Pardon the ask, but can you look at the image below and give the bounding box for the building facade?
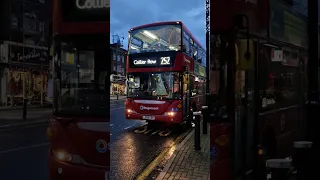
[0,0,50,107]
[110,43,127,95]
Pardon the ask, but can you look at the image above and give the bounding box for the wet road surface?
[0,124,49,180]
[110,100,191,180]
[0,99,191,180]
[110,99,146,142]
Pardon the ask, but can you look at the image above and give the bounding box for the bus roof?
[129,21,205,50]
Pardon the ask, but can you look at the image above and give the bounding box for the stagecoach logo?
[133,59,157,65]
[96,139,108,153]
[76,0,109,9]
[140,105,159,111]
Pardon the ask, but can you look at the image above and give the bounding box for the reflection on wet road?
[110,99,146,142]
[110,100,190,180]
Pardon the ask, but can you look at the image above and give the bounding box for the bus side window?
[182,45,186,53]
[195,80,199,95]
[183,35,190,55]
[183,74,189,94]
[190,76,195,96]
[198,80,203,95]
[193,42,198,60]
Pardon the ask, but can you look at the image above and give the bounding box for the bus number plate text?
[142,116,155,120]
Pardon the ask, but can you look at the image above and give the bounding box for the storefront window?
[7,68,48,106]
[258,44,299,112]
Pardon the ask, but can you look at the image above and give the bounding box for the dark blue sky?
[110,0,205,50]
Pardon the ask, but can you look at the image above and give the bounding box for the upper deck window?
[129,24,181,54]
[182,31,191,55]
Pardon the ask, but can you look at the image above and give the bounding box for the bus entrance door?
[183,72,190,121]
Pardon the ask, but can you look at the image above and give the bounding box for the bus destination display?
[129,56,175,68]
[61,0,110,22]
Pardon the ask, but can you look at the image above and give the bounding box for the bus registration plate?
[142,116,155,120]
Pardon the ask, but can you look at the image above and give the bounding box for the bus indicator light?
[171,108,178,112]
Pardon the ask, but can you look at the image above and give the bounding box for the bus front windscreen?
[54,42,108,117]
[127,72,181,99]
[129,24,181,54]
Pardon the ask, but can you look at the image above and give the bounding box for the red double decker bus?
[47,0,109,179]
[125,21,206,124]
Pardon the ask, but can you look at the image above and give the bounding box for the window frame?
[258,44,300,112]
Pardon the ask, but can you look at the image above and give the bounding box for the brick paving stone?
[160,123,210,180]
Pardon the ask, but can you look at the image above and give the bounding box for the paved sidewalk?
[0,108,52,129]
[0,104,52,111]
[157,124,210,180]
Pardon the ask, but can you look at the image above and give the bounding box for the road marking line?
[144,129,154,134]
[110,107,124,111]
[134,125,148,133]
[0,143,49,154]
[151,130,161,135]
[135,129,191,180]
[0,121,49,131]
[124,125,133,130]
[158,130,172,137]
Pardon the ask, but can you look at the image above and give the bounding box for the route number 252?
[160,56,170,65]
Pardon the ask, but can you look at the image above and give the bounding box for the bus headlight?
[52,150,72,162]
[164,112,176,117]
[126,109,137,114]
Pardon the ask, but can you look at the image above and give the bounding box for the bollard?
[292,141,313,180]
[193,111,201,150]
[23,98,28,120]
[266,159,292,180]
[201,106,208,134]
[117,93,119,100]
